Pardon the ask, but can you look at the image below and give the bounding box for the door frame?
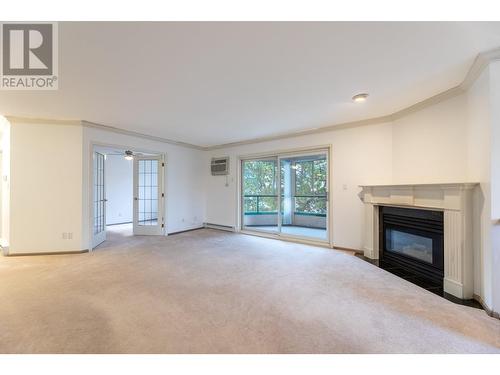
[132,154,165,235]
[237,145,333,248]
[92,151,107,248]
[88,141,167,250]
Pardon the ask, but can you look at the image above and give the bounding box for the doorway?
[91,145,165,249]
[240,148,330,243]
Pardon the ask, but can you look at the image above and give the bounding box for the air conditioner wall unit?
[211,157,229,175]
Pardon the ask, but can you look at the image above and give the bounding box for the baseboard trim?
[473,294,500,320]
[333,245,364,254]
[168,227,204,235]
[1,245,9,256]
[239,229,332,249]
[6,249,89,257]
[443,278,466,300]
[106,221,132,226]
[204,223,235,232]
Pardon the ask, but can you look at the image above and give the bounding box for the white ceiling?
[1,22,500,147]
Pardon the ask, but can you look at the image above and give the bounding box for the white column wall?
[0,116,11,251]
[8,121,83,254]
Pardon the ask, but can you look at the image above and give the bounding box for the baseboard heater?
[204,223,235,232]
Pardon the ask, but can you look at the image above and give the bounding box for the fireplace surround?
[359,183,478,300]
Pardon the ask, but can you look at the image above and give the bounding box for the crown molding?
[5,116,81,126]
[5,116,204,150]
[81,121,204,150]
[204,115,394,151]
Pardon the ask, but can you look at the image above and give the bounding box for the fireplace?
[360,183,477,300]
[379,206,444,287]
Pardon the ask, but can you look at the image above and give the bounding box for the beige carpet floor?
[0,225,499,353]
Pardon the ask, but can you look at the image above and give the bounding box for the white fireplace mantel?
[359,183,478,300]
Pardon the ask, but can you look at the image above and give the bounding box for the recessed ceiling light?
[352,93,369,103]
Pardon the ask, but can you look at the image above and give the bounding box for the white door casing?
[133,155,165,235]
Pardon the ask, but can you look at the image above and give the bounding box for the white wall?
[488,61,500,314]
[392,94,468,184]
[0,116,10,250]
[0,152,2,239]
[466,67,492,305]
[82,126,206,249]
[104,154,133,225]
[464,62,500,314]
[8,121,83,254]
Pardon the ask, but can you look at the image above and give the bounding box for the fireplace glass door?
[380,206,444,284]
[385,227,434,264]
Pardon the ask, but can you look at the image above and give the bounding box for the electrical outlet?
[62,232,73,240]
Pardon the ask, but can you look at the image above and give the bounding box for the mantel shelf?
[359,182,479,189]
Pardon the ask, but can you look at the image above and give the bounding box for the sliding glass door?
[279,152,328,241]
[241,149,329,242]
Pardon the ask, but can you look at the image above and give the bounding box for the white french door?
[133,155,165,235]
[92,151,106,248]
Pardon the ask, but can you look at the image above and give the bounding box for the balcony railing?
[243,194,327,217]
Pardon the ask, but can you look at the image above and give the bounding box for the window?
[243,159,277,214]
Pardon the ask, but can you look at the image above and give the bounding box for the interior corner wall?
[466,66,492,306]
[391,94,468,184]
[8,121,84,254]
[488,60,500,314]
[0,116,11,250]
[82,127,206,250]
[105,154,133,225]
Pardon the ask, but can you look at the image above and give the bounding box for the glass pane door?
[92,151,106,248]
[279,152,328,241]
[241,158,279,233]
[133,155,164,235]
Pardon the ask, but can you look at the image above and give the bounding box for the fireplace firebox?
[379,206,444,287]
